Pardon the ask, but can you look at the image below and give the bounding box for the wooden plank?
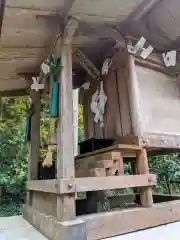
[127,54,143,135]
[126,0,161,22]
[117,64,132,136]
[116,136,140,145]
[23,205,86,240]
[59,174,157,194]
[106,70,122,138]
[0,79,29,92]
[141,133,180,149]
[76,144,142,160]
[29,91,41,180]
[80,200,180,240]
[27,91,41,206]
[134,57,175,76]
[27,180,58,193]
[32,191,57,217]
[1,8,55,48]
[136,149,153,207]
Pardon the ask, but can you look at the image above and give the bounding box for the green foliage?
[1,95,180,217]
[149,154,180,194]
[0,97,28,216]
[78,104,84,142]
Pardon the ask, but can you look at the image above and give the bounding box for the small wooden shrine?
[1,0,180,240]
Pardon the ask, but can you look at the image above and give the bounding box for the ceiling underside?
[0,0,180,93]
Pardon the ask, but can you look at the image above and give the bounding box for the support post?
[136,149,153,207]
[56,17,78,222]
[56,43,76,221]
[127,54,143,136]
[27,91,41,205]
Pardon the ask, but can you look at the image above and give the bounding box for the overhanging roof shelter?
[2,1,180,240]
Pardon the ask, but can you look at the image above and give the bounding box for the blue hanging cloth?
[25,116,31,142]
[50,80,59,118]
[25,104,33,142]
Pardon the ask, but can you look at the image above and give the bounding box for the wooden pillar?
[27,91,41,205]
[56,43,76,221]
[127,54,143,136]
[136,149,153,207]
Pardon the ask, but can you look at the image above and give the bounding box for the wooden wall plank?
[117,63,132,136]
[80,200,180,240]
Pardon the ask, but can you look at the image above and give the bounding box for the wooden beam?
[80,200,180,240]
[27,180,58,194]
[74,48,100,80]
[76,144,142,160]
[0,79,29,92]
[28,91,41,180]
[27,175,156,194]
[0,89,28,97]
[27,91,41,205]
[24,205,86,240]
[126,0,162,22]
[126,21,169,50]
[60,175,157,194]
[136,149,153,207]
[0,0,5,36]
[141,133,180,149]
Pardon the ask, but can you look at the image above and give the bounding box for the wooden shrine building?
[2,0,180,239]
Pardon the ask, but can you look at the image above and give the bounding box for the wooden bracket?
[74,48,100,80]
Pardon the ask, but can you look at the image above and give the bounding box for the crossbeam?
[27,174,156,194]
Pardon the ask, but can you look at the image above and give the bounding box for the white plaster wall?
[136,65,180,135]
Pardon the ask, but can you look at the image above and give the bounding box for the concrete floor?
[0,216,47,240]
[1,216,180,240]
[105,222,180,240]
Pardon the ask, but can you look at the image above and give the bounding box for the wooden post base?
[23,204,87,240]
[24,200,180,240]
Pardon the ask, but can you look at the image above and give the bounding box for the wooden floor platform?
[24,200,180,240]
[2,214,180,240]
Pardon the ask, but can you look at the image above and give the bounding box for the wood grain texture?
[80,200,180,240]
[136,149,153,207]
[117,62,132,136]
[23,205,86,240]
[141,133,180,149]
[28,91,41,180]
[27,180,58,193]
[136,65,180,136]
[27,91,41,206]
[56,42,75,221]
[1,8,56,47]
[32,192,57,217]
[127,54,143,136]
[59,174,157,194]
[76,144,142,160]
